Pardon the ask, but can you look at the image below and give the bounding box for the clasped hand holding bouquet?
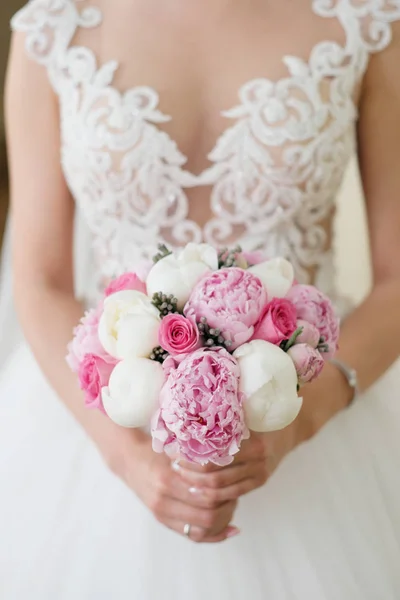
[67,244,339,542]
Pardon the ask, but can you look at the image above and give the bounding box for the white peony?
[248,257,294,299]
[146,243,219,309]
[98,290,161,359]
[102,358,165,428]
[234,339,302,432]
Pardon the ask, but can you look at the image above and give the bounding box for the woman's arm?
[5,34,115,448]
[5,34,237,543]
[300,25,400,435]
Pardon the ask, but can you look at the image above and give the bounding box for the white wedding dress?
[1,1,400,598]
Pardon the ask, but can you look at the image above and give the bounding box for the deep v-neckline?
[61,0,357,183]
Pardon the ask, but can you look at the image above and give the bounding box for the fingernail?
[189,487,201,495]
[226,526,240,539]
[171,459,181,473]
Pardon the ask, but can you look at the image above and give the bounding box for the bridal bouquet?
[67,244,339,466]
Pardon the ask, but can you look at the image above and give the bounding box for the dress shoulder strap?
[10,0,101,75]
[314,0,400,54]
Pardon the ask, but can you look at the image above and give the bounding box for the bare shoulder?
[6,30,73,288]
[6,29,53,93]
[362,19,400,91]
[5,31,58,151]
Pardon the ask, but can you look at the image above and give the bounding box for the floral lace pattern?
[11,0,400,296]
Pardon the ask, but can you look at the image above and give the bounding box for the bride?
[1,0,400,598]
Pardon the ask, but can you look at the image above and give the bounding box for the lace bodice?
[11,0,400,298]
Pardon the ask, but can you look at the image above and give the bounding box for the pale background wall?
[0,1,24,134]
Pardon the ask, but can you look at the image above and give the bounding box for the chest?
[68,0,354,174]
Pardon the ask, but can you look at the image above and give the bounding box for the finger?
[154,496,237,534]
[159,465,233,510]
[200,477,260,503]
[153,496,211,530]
[199,525,240,544]
[233,437,267,464]
[202,525,241,543]
[165,521,208,542]
[179,461,264,490]
[174,459,221,474]
[157,465,212,508]
[162,467,229,508]
[173,437,267,474]
[167,471,228,509]
[163,520,240,544]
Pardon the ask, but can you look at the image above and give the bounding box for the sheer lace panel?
[11,0,400,298]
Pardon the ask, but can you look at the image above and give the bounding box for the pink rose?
[105,272,146,297]
[152,347,249,466]
[287,284,339,358]
[252,298,297,345]
[288,344,324,384]
[66,305,112,373]
[78,354,117,412]
[294,319,320,349]
[184,268,267,351]
[158,314,201,356]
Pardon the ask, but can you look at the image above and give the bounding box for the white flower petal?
[147,244,218,309]
[116,313,160,359]
[147,255,179,294]
[180,261,211,293]
[234,340,300,432]
[249,258,294,298]
[98,290,160,359]
[245,382,303,432]
[179,243,219,271]
[102,358,165,428]
[258,392,303,432]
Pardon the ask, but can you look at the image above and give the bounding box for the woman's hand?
[177,426,298,504]
[100,426,240,543]
[178,365,351,502]
[97,367,349,540]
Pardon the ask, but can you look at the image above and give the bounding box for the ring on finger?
[183,523,192,538]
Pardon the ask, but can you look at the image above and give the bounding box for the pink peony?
[252,298,297,345]
[158,314,201,355]
[66,305,113,373]
[184,268,267,351]
[288,344,324,385]
[105,272,146,297]
[287,284,339,358]
[78,354,117,412]
[152,347,249,466]
[241,251,266,267]
[295,319,320,349]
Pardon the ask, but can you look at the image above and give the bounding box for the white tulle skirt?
[1,341,400,599]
